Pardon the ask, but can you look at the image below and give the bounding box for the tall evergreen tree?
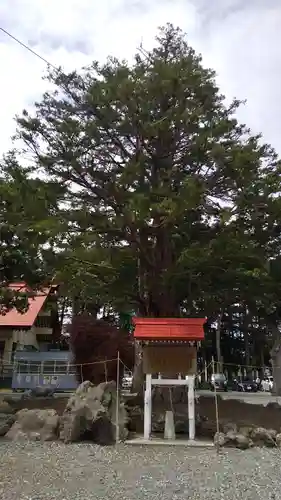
[14,25,281,320]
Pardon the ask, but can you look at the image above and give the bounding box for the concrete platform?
[126,436,214,447]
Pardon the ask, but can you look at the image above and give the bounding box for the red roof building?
[0,283,60,362]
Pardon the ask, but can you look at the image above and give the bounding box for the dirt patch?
[126,392,281,437]
[198,396,281,436]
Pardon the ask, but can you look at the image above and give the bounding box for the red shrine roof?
[0,282,58,328]
[132,317,205,341]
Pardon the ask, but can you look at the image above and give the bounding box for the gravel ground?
[0,442,280,500]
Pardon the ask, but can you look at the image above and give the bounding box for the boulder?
[225,430,237,447]
[215,430,251,450]
[214,426,279,449]
[0,413,15,436]
[234,433,251,450]
[239,426,254,438]
[60,380,129,445]
[5,409,59,441]
[251,427,277,447]
[276,433,281,447]
[214,431,226,447]
[224,430,250,449]
[151,412,165,433]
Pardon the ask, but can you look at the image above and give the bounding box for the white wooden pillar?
[144,373,152,440]
[187,375,195,440]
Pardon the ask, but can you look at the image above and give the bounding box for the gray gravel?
[0,442,280,500]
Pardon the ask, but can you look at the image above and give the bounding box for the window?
[29,361,42,373]
[42,361,55,374]
[68,363,76,374]
[17,361,30,373]
[55,363,67,374]
[35,316,52,328]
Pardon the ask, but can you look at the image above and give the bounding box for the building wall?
[142,345,197,375]
[3,327,39,363]
[1,297,57,363]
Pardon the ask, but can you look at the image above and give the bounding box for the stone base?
[125,435,214,447]
[164,411,175,440]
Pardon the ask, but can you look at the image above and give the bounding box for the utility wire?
[0,26,58,71]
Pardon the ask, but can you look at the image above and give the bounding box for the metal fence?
[11,351,78,391]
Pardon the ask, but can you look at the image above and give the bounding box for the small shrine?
[133,317,205,442]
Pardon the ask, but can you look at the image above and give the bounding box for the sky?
[0,0,281,155]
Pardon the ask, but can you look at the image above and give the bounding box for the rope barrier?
[0,353,275,372]
[0,355,275,385]
[115,351,120,445]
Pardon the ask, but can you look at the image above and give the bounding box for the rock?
[214,431,226,447]
[239,426,254,438]
[151,412,165,433]
[5,409,59,441]
[275,433,281,447]
[0,413,15,436]
[60,380,129,445]
[251,427,277,447]
[225,430,237,446]
[126,405,143,432]
[267,429,277,441]
[235,433,250,450]
[223,422,237,434]
[0,399,15,414]
[215,430,250,450]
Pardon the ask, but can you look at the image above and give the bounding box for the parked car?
[210,373,228,392]
[232,378,258,392]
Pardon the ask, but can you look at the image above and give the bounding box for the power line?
[0,26,58,71]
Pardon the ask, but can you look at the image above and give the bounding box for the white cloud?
[0,0,280,154]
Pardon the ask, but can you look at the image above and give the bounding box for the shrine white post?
[143,374,196,441]
[144,373,152,440]
[187,374,195,440]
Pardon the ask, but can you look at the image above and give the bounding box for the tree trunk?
[132,341,144,394]
[216,312,223,372]
[243,306,252,375]
[269,320,281,395]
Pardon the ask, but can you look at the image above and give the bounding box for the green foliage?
[1,22,281,373]
[9,24,281,319]
[0,151,64,312]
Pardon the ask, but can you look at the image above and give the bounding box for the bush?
[70,314,134,385]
